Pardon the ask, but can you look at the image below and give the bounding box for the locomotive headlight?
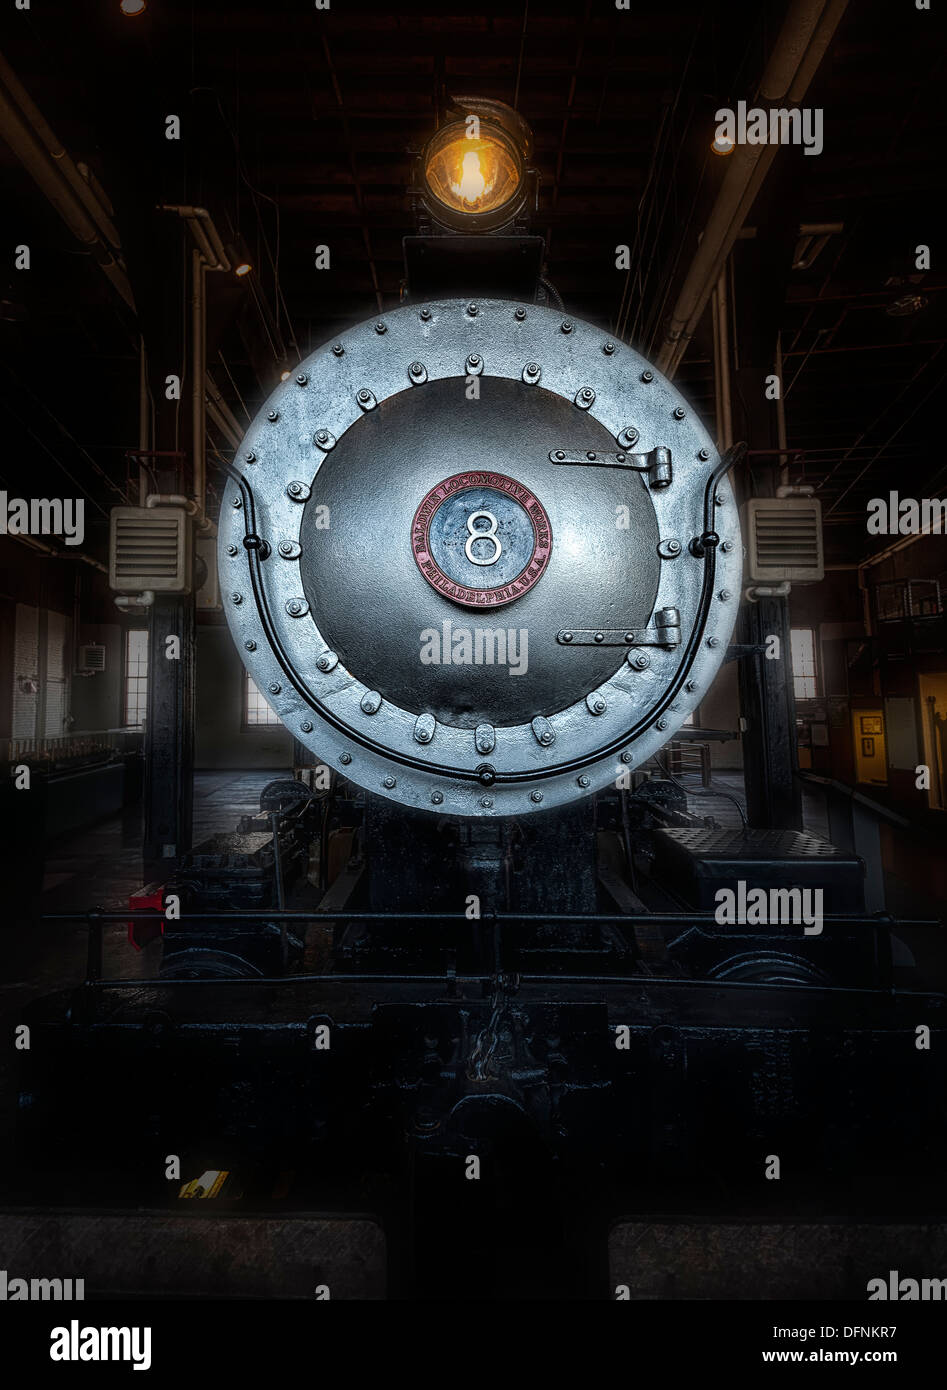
[421,123,524,229]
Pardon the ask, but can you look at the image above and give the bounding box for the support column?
[144,595,195,877]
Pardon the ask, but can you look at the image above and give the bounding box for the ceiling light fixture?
[120,0,147,16]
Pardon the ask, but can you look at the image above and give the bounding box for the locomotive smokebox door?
[303,377,659,729]
[219,299,742,817]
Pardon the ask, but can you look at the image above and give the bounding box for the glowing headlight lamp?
[418,99,533,233]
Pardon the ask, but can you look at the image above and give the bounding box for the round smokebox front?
[218,298,743,817]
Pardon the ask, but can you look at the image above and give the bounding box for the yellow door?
[852,709,887,785]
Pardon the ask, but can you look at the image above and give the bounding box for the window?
[791,627,818,700]
[244,672,281,726]
[124,628,148,727]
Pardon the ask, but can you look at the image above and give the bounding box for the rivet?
[673,406,685,420]
[721,540,733,553]
[698,447,710,461]
[593,631,604,642]
[603,341,616,355]
[227,544,237,556]
[383,775,396,788]
[467,302,479,316]
[540,732,553,745]
[300,720,313,733]
[530,790,544,803]
[514,307,527,321]
[232,592,243,604]
[616,453,626,463]
[577,775,591,788]
[245,451,256,464]
[419,307,432,321]
[431,791,444,805]
[561,320,573,333]
[623,632,634,643]
[480,796,494,808]
[244,640,256,651]
[339,752,352,765]
[555,450,565,460]
[375,321,387,334]
[641,370,654,383]
[267,410,279,422]
[562,631,574,643]
[657,717,669,730]
[296,373,308,386]
[587,451,597,461]
[719,589,731,601]
[269,682,281,694]
[332,343,344,358]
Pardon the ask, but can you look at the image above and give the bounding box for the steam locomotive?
[15,100,944,1301]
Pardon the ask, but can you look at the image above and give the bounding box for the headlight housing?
[417,100,533,233]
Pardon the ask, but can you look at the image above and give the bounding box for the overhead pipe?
[712,265,733,451]
[192,249,206,522]
[204,374,244,449]
[157,205,231,271]
[0,48,123,252]
[158,207,232,524]
[656,0,848,378]
[0,58,134,311]
[145,491,212,534]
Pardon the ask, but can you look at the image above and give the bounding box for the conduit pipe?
[9,533,108,575]
[0,52,134,311]
[656,0,848,378]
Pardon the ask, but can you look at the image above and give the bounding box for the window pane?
[124,628,149,727]
[245,674,281,726]
[791,628,817,700]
